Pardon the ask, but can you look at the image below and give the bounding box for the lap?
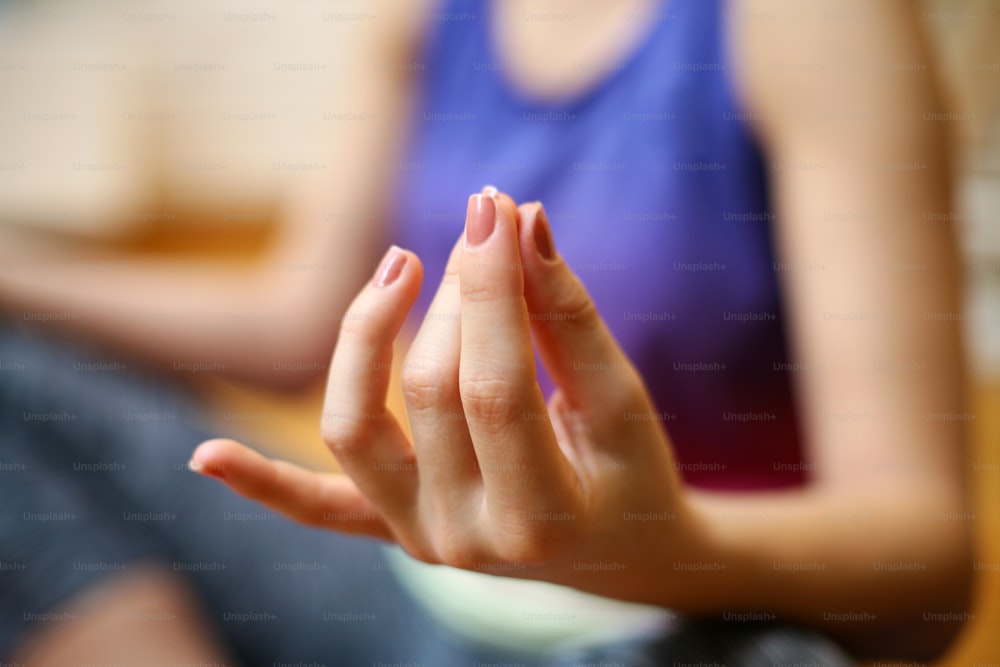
[0,324,520,664]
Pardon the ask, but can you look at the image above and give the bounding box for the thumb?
[517,202,647,417]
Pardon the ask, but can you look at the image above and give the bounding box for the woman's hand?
[190,188,701,603]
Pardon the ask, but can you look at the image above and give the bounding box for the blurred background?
[1,0,997,376]
[0,0,997,664]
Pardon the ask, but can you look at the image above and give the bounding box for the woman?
[1,0,971,663]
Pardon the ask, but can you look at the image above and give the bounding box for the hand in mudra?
[191,188,700,603]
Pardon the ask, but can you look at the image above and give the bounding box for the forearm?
[0,253,356,388]
[671,483,972,659]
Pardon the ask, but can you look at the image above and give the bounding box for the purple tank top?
[390,0,807,490]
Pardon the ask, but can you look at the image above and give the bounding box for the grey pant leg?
[0,325,536,666]
[542,620,854,666]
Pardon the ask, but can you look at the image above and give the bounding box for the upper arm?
[258,0,436,359]
[728,0,967,501]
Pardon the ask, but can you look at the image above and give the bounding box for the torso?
[393,0,805,490]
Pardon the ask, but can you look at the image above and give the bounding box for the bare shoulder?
[725,0,942,153]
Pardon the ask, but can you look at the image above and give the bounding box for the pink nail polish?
[532,205,556,260]
[465,194,496,247]
[373,246,407,287]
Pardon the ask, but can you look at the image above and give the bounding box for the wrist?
[649,488,731,613]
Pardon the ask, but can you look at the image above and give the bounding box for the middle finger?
[402,237,481,518]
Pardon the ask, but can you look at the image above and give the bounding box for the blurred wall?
[921,0,1000,379]
[0,0,386,237]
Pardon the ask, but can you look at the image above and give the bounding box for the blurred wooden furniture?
[939,380,1000,667]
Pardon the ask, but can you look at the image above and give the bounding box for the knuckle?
[551,281,600,331]
[320,411,370,456]
[460,278,502,305]
[400,359,453,413]
[461,268,521,304]
[458,375,524,425]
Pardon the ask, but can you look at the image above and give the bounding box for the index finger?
[321,246,422,523]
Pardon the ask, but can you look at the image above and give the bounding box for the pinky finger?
[189,438,394,541]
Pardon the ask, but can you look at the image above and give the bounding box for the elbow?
[258,331,337,393]
[921,507,976,661]
[236,313,339,393]
[891,537,973,664]
[887,491,976,662]
[246,278,353,392]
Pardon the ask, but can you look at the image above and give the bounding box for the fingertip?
[478,186,520,232]
[340,247,423,347]
[518,203,561,290]
[192,437,239,459]
[189,438,243,479]
[188,457,226,479]
[495,193,521,231]
[517,202,543,257]
[399,248,424,295]
[517,201,542,226]
[372,245,424,290]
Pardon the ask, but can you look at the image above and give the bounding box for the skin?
[10,565,237,667]
[4,0,971,662]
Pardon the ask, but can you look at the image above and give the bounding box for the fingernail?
[481,184,499,198]
[532,204,556,260]
[373,245,406,287]
[465,194,496,247]
[189,458,226,479]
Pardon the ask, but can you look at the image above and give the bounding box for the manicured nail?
[532,204,556,260]
[481,184,499,198]
[465,194,496,247]
[189,458,226,479]
[373,245,406,287]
